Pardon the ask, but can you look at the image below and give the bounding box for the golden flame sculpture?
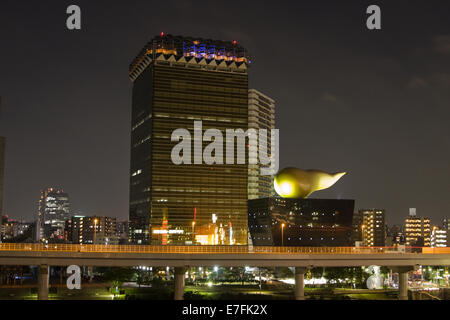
[274,167,346,198]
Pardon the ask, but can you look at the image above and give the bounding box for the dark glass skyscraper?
[129,34,250,245]
[0,97,5,230]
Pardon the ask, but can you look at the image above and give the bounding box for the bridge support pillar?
[38,265,49,300]
[391,266,417,300]
[398,271,409,300]
[88,266,94,283]
[294,267,308,300]
[174,267,186,300]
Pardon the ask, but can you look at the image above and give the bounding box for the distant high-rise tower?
[360,209,386,247]
[248,89,275,200]
[38,188,70,242]
[128,34,251,245]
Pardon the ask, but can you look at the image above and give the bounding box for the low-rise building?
[248,197,355,247]
[65,215,117,245]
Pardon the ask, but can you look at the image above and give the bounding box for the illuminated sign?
[153,229,184,234]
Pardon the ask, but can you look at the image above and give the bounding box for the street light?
[281,223,285,246]
[192,221,196,241]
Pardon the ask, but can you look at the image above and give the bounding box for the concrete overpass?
[1,243,450,300]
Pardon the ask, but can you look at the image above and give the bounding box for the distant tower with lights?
[37,188,70,242]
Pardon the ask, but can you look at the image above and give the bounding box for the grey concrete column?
[38,265,49,300]
[391,266,417,300]
[398,271,408,300]
[174,267,186,300]
[294,267,308,300]
[88,266,94,282]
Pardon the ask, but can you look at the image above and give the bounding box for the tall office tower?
[128,34,250,245]
[0,97,5,239]
[405,211,431,247]
[37,188,70,242]
[0,136,5,232]
[248,89,275,200]
[360,209,386,247]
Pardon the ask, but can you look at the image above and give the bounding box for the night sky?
[0,1,449,225]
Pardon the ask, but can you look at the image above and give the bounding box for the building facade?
[129,34,250,245]
[116,220,130,244]
[386,224,404,246]
[360,209,386,247]
[405,214,431,247]
[0,136,5,237]
[65,216,117,245]
[431,226,447,248]
[37,188,70,242]
[248,197,354,246]
[351,211,363,244]
[0,215,32,241]
[443,218,449,231]
[248,89,275,200]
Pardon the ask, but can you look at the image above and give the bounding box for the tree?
[310,267,324,279]
[380,266,390,288]
[101,267,135,293]
[274,267,293,279]
[135,268,152,287]
[224,267,255,285]
[324,267,372,289]
[324,268,348,287]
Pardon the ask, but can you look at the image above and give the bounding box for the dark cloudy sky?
[0,1,449,225]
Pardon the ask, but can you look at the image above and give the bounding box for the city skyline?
[0,1,450,225]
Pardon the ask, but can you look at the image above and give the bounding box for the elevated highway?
[1,243,449,300]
